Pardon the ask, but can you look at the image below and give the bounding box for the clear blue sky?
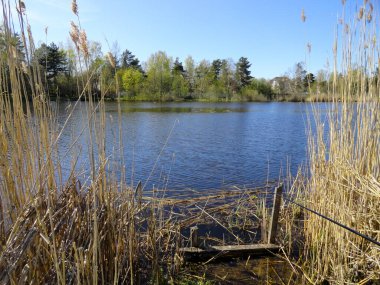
[25,0,350,79]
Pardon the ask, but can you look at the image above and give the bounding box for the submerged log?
[179,243,281,262]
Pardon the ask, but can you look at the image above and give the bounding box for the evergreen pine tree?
[120,49,142,70]
[236,57,252,88]
[172,57,185,74]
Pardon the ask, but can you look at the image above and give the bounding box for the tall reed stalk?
[301,1,380,283]
[0,1,181,283]
[0,3,264,284]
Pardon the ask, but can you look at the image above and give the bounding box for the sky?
[21,0,354,79]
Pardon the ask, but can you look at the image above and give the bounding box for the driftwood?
[180,244,281,262]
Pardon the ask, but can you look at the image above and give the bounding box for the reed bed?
[0,1,279,283]
[0,180,267,284]
[286,1,380,283]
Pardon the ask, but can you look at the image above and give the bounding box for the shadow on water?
[183,256,298,284]
[118,106,249,113]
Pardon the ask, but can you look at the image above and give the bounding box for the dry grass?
[283,1,380,283]
[0,6,268,281]
[0,1,277,283]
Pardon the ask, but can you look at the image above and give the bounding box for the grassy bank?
[118,91,270,103]
[92,92,344,103]
[111,93,337,103]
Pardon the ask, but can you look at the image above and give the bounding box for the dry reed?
[288,1,380,283]
[0,4,266,281]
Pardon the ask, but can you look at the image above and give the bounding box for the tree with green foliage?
[171,73,188,98]
[34,42,68,95]
[53,45,77,99]
[292,62,307,94]
[219,59,236,99]
[121,68,144,97]
[194,60,213,98]
[315,69,329,95]
[172,57,185,74]
[184,56,196,94]
[304,72,315,89]
[120,49,141,71]
[251,78,274,100]
[211,59,222,82]
[85,41,105,98]
[88,41,103,65]
[235,57,252,89]
[90,57,105,95]
[35,43,67,81]
[145,51,172,100]
[101,61,117,96]
[171,58,188,98]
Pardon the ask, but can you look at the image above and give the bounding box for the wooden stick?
[268,184,283,244]
[190,226,199,247]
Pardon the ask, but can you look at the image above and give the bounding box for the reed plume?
[107,52,116,68]
[79,30,88,59]
[70,21,79,50]
[71,0,78,16]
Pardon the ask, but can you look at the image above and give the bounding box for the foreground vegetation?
[0,0,379,284]
[281,1,380,283]
[0,1,279,284]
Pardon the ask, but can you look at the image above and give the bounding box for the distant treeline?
[3,32,376,102]
[34,42,274,101]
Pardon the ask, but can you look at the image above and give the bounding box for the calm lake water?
[56,101,328,192]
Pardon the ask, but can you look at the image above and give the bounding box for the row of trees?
[31,41,277,101]
[271,62,333,100]
[119,52,261,101]
[1,30,354,102]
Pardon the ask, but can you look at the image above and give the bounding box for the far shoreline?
[52,93,337,103]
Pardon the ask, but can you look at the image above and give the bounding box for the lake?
[56,101,327,193]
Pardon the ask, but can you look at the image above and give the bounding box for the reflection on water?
[116,104,249,113]
[55,101,329,193]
